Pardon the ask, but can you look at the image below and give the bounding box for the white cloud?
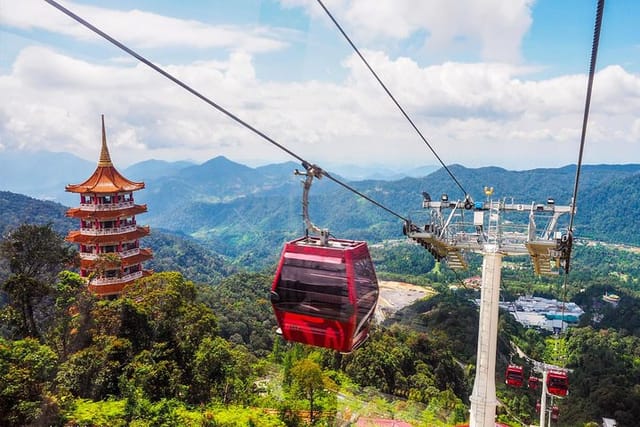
[0,44,638,171]
[279,0,533,62]
[1,0,288,53]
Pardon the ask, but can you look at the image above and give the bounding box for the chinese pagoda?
[65,115,153,296]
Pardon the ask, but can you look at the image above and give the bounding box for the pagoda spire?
[98,114,113,167]
[66,115,144,194]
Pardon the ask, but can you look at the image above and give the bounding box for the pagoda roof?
[66,226,150,244]
[66,115,144,194]
[66,204,148,219]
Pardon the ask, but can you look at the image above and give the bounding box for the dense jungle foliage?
[2,221,640,426]
[3,172,640,426]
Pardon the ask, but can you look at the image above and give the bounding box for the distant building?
[602,417,617,427]
[496,295,584,331]
[65,115,152,296]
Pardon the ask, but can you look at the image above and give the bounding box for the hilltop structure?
[65,115,152,296]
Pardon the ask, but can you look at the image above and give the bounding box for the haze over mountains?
[0,150,438,206]
[2,149,640,264]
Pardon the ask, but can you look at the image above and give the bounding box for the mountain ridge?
[3,150,640,265]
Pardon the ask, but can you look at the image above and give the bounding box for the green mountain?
[0,191,74,236]
[575,172,640,242]
[4,159,640,270]
[137,162,640,266]
[136,156,304,222]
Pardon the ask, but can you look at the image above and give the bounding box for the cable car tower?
[404,187,573,427]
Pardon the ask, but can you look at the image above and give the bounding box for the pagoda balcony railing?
[79,248,140,260]
[91,270,143,286]
[79,201,135,211]
[120,248,141,257]
[80,225,137,235]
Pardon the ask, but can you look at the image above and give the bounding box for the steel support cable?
[561,0,605,338]
[569,0,605,234]
[44,0,409,224]
[315,0,468,198]
[322,171,407,221]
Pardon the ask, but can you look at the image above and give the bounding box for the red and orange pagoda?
[65,115,153,296]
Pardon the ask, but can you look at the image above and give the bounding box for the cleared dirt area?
[375,280,435,323]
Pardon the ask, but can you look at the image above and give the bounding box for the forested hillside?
[3,164,640,425]
[134,162,640,265]
[0,224,472,426]
[3,228,640,425]
[4,161,640,268]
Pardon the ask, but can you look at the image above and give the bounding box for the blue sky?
[1,0,639,171]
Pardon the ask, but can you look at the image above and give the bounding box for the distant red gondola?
[271,236,379,353]
[551,405,560,421]
[505,365,524,387]
[547,370,569,397]
[528,376,539,390]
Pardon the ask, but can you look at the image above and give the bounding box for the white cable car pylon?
[404,191,574,427]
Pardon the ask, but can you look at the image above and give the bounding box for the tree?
[290,358,335,425]
[55,335,132,400]
[47,270,93,359]
[90,252,122,281]
[344,331,405,394]
[0,223,76,338]
[0,338,59,426]
[191,336,254,405]
[121,344,184,402]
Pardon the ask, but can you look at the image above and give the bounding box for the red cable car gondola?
[271,235,379,353]
[528,375,539,390]
[551,405,560,422]
[505,365,524,387]
[270,164,379,353]
[547,370,569,397]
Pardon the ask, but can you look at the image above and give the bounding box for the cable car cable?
[568,0,605,235]
[560,0,604,336]
[322,170,407,221]
[44,0,304,165]
[44,0,409,224]
[316,0,468,198]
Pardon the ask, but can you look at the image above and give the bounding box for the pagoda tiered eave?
[66,204,148,219]
[87,269,153,296]
[79,248,153,269]
[66,225,150,244]
[65,166,145,194]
